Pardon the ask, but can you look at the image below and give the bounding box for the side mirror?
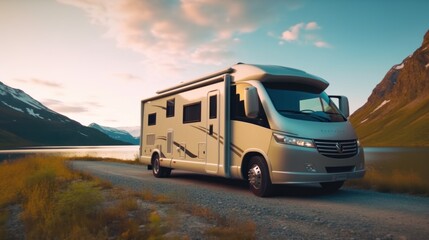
[330,95,350,118]
[244,86,259,118]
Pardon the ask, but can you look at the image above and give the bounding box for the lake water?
[0,145,139,162]
[0,146,428,163]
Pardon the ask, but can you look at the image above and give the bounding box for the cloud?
[305,21,320,30]
[113,73,142,81]
[280,21,330,48]
[42,99,89,113]
[314,41,330,48]
[15,78,62,88]
[281,23,304,42]
[58,0,297,67]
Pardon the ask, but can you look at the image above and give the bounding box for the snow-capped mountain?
[89,123,139,145]
[116,126,140,138]
[350,30,429,146]
[0,81,129,148]
[0,82,74,123]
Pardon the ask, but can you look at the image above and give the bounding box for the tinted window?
[183,102,201,123]
[264,83,346,122]
[148,113,156,126]
[166,99,175,118]
[209,95,217,119]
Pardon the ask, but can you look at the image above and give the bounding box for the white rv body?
[140,64,365,196]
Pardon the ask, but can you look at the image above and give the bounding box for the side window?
[209,95,217,119]
[148,113,156,126]
[183,102,201,123]
[230,84,269,128]
[166,99,175,118]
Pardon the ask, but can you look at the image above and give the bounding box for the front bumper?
[271,169,365,184]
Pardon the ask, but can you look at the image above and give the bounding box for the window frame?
[148,113,157,126]
[209,95,217,119]
[183,102,202,124]
[166,98,175,118]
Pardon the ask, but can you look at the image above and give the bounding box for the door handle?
[209,124,213,135]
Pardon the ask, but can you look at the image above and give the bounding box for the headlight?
[273,133,315,148]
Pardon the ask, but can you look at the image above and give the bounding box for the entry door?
[206,91,220,173]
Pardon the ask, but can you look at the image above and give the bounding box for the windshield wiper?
[278,110,330,122]
[278,110,306,114]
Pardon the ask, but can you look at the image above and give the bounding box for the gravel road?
[70,161,429,240]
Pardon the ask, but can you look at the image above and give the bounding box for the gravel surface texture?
[70,161,429,240]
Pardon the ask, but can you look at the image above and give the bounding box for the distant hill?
[350,30,429,147]
[89,123,139,145]
[0,82,129,148]
[116,126,140,138]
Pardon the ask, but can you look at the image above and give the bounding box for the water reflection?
[0,146,139,162]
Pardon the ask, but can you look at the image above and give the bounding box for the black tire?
[152,154,171,178]
[320,181,344,192]
[247,156,273,197]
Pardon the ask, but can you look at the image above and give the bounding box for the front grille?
[326,166,355,173]
[314,139,358,158]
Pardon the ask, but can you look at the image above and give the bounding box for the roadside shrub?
[347,158,429,195]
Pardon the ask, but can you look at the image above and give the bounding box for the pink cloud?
[58,0,295,66]
[281,23,304,41]
[280,21,330,48]
[305,21,320,30]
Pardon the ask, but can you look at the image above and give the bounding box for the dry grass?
[0,156,149,239]
[347,158,429,196]
[0,155,257,239]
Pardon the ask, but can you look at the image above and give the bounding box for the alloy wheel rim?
[248,164,262,189]
[153,158,160,174]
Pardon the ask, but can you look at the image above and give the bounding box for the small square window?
[166,99,175,118]
[148,113,156,126]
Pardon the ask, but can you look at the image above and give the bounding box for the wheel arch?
[240,149,271,180]
[150,150,161,164]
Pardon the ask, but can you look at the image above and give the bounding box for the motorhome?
[139,63,365,197]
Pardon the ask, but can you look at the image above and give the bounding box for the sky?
[1,0,428,127]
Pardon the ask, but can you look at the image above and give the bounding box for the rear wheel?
[320,181,344,192]
[152,154,171,178]
[247,156,272,197]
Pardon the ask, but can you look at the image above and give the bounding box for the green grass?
[350,95,429,147]
[347,157,429,196]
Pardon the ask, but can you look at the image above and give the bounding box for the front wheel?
[320,181,344,192]
[247,156,272,197]
[152,154,171,178]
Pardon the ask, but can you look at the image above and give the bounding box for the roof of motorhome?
[232,63,328,84]
[155,63,329,95]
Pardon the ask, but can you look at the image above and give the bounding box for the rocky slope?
[350,30,429,146]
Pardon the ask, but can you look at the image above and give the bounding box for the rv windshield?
[263,83,346,122]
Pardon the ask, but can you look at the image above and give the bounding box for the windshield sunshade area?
[264,83,346,122]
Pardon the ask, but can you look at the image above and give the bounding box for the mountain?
[0,81,129,148]
[350,30,429,147]
[116,126,140,138]
[89,123,139,145]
